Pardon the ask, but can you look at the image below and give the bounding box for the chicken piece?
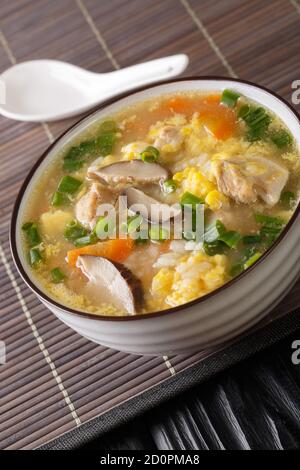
[211,156,289,206]
[153,125,184,153]
[75,182,116,229]
[212,159,256,205]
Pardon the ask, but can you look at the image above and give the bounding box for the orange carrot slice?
[198,103,236,140]
[159,94,222,118]
[164,96,194,114]
[158,96,202,117]
[203,94,221,104]
[67,238,134,268]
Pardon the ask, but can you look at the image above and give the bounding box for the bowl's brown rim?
[10,76,300,322]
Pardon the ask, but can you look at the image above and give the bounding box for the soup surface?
[21,90,300,316]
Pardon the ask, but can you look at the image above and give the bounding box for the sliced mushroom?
[76,255,144,315]
[124,187,182,223]
[153,125,184,153]
[75,182,117,229]
[87,159,170,187]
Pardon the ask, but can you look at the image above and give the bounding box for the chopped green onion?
[119,215,144,237]
[230,246,255,275]
[255,214,286,246]
[123,214,148,241]
[23,222,43,267]
[219,231,241,248]
[127,215,143,235]
[136,229,149,241]
[271,130,293,149]
[230,263,244,277]
[259,225,282,246]
[181,192,204,237]
[203,240,226,256]
[78,140,96,155]
[244,252,262,269]
[95,216,109,238]
[57,176,82,195]
[238,104,251,119]
[73,233,98,247]
[51,175,82,207]
[65,218,98,246]
[65,146,82,160]
[260,226,282,239]
[242,107,269,127]
[246,126,267,142]
[63,141,94,171]
[140,146,160,163]
[95,215,116,240]
[22,222,34,231]
[280,191,296,208]
[99,120,118,133]
[64,220,88,242]
[95,132,116,156]
[162,179,178,193]
[149,225,169,241]
[51,191,69,207]
[239,105,272,142]
[230,248,262,277]
[243,246,257,260]
[204,221,241,248]
[221,89,240,108]
[22,222,41,247]
[51,267,65,283]
[204,220,225,243]
[134,237,148,245]
[243,234,262,244]
[63,158,85,171]
[255,213,285,227]
[62,122,118,171]
[182,230,196,241]
[29,247,43,267]
[260,226,281,235]
[180,191,204,209]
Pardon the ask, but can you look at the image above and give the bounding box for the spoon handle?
[100,54,188,93]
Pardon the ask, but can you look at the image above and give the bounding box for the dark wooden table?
[1,0,300,450]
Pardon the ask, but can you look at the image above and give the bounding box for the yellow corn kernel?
[202,266,226,290]
[173,167,216,199]
[181,126,192,136]
[161,144,176,153]
[151,268,174,298]
[205,190,229,211]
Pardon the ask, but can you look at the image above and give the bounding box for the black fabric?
[81,329,300,450]
[39,310,300,450]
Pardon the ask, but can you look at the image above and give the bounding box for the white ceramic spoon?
[0,54,188,122]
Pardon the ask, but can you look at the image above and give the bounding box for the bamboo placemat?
[1,0,300,450]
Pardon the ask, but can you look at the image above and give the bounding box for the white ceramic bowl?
[10,78,300,355]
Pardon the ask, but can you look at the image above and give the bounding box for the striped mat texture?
[1,0,300,449]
